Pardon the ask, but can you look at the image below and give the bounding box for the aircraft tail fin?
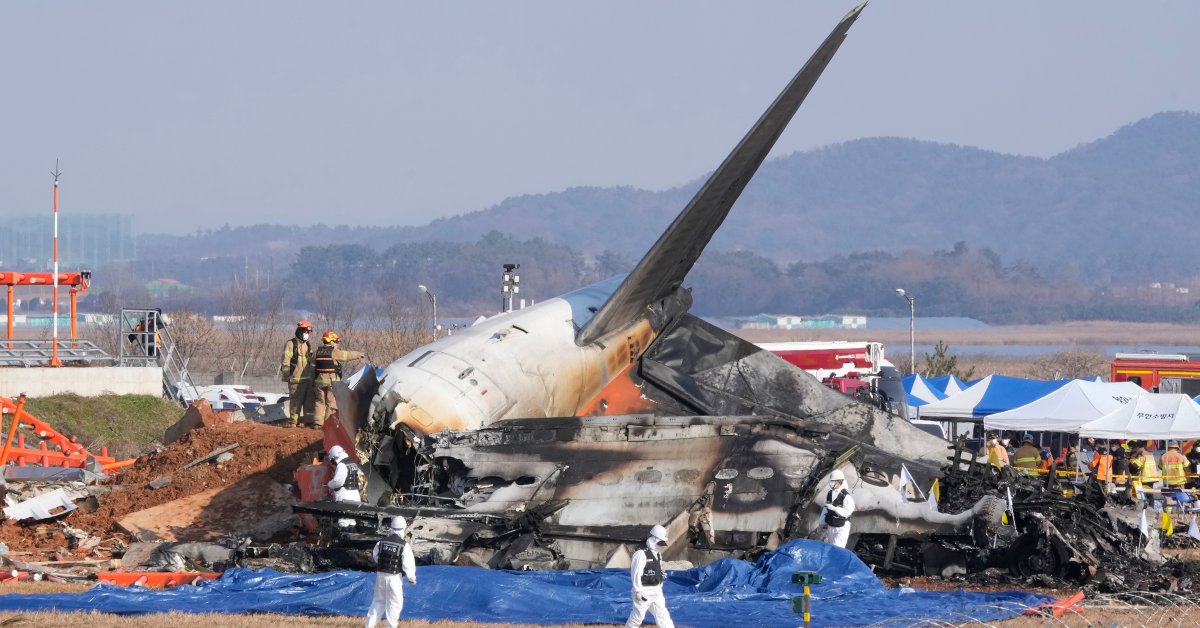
[576,3,866,346]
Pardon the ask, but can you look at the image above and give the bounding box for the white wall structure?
[0,367,162,397]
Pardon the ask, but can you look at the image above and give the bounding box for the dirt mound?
[0,420,323,553]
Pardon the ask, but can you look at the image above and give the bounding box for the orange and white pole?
[50,162,62,366]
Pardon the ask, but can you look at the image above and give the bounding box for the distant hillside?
[140,112,1200,281]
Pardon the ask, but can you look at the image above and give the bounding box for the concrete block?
[0,366,163,397]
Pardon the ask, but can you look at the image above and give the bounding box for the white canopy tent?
[1078,394,1200,440]
[984,380,1147,433]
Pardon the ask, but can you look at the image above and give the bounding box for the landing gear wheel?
[1009,533,1061,578]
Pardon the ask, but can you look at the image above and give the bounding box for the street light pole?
[418,285,438,340]
[895,288,915,374]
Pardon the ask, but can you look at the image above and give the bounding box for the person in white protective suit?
[364,515,416,628]
[326,445,362,529]
[625,524,675,628]
[817,469,856,548]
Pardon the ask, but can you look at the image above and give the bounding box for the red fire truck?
[756,341,909,419]
[1110,353,1200,395]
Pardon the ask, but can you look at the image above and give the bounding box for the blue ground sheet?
[0,540,1051,626]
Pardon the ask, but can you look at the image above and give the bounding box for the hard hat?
[322,331,339,344]
[390,516,407,531]
[1168,440,1180,448]
[328,445,346,461]
[649,524,668,543]
[297,320,313,331]
[1040,448,1051,457]
[829,469,846,482]
[1022,434,1034,443]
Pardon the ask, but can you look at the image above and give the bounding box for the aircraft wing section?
[576,3,866,346]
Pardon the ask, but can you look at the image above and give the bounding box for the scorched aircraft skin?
[303,4,1005,570]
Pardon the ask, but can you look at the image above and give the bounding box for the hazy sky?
[2,2,1197,234]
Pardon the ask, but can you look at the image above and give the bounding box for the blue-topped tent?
[927,374,970,396]
[903,373,947,407]
[919,375,1073,419]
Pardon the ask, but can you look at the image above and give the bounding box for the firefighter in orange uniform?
[312,331,364,428]
[281,320,316,427]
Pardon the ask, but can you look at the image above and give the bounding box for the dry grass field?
[736,321,1200,350]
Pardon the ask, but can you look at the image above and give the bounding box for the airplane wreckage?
[293,4,1182,586]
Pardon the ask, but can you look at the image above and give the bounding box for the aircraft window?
[673,469,700,483]
[636,470,663,483]
[714,468,739,480]
[747,467,774,480]
[514,476,537,486]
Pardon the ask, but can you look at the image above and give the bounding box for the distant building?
[739,314,866,330]
[0,213,135,271]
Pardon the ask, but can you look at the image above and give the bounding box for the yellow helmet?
[322,331,339,344]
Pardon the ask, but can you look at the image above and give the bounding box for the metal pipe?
[0,394,27,466]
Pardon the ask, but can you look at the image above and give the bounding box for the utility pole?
[895,288,915,375]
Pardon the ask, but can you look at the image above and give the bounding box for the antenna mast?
[50,160,62,367]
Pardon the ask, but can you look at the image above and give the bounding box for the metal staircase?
[116,308,196,405]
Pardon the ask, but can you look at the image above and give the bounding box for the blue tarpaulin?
[0,541,1049,626]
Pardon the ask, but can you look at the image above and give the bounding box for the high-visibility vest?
[1133,453,1160,484]
[1014,444,1041,469]
[1039,457,1052,471]
[987,444,1009,468]
[1161,450,1188,486]
[1089,453,1112,482]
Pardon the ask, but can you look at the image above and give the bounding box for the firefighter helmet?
[296,320,313,331]
[322,331,339,344]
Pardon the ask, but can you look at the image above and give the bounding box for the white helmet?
[328,445,346,461]
[390,516,407,532]
[649,524,668,543]
[829,469,846,482]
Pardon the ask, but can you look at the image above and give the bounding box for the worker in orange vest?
[1038,448,1054,472]
[1089,443,1113,483]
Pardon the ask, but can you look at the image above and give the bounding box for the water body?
[916,344,1200,357]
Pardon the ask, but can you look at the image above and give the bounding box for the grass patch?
[15,394,184,459]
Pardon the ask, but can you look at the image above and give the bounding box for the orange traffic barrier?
[98,571,221,588]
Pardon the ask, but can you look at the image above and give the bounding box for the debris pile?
[0,399,322,582]
[860,445,1200,594]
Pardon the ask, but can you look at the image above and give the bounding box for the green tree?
[920,341,976,380]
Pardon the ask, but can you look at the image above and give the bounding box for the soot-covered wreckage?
[293,4,1168,582]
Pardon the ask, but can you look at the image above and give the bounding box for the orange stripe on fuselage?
[578,362,657,416]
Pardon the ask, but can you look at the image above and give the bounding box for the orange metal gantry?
[0,271,92,345]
